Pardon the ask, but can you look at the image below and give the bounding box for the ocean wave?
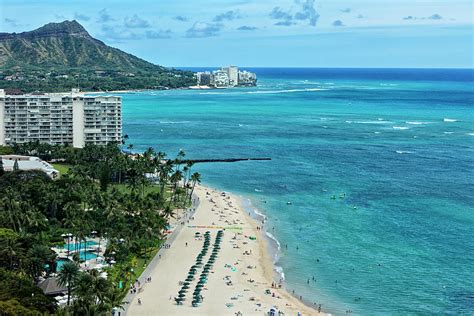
[199,88,327,95]
[275,265,286,280]
[265,231,282,258]
[159,121,191,124]
[393,126,410,130]
[254,188,263,192]
[246,88,327,94]
[396,150,414,154]
[467,133,474,136]
[295,80,322,85]
[345,120,392,124]
[406,121,433,125]
[444,132,454,134]
[443,118,458,122]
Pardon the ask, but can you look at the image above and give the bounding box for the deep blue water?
[119,68,474,315]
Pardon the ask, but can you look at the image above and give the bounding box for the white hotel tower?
[0,89,122,148]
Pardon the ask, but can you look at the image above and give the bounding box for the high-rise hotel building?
[0,89,122,148]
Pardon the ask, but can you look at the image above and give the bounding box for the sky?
[1,0,473,68]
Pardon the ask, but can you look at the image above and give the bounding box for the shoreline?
[238,195,330,314]
[126,184,323,315]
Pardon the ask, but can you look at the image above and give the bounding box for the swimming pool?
[55,252,98,270]
[62,240,98,252]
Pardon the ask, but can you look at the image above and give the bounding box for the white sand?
[126,185,321,315]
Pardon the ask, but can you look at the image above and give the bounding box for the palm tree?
[26,244,56,283]
[2,189,22,233]
[0,157,4,176]
[57,261,79,306]
[188,172,201,205]
[0,235,21,270]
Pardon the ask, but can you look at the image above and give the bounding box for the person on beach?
[138,298,142,305]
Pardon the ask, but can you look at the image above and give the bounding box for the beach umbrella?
[182,284,190,289]
[183,281,190,285]
[178,293,186,298]
[178,289,187,294]
[186,277,193,282]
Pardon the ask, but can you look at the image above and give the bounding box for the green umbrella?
[178,293,186,297]
[182,284,190,289]
[178,289,187,294]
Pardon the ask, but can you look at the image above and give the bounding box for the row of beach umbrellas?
[191,230,223,307]
[175,230,224,307]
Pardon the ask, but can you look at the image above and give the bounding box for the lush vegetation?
[0,141,201,314]
[0,20,196,93]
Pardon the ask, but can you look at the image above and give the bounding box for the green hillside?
[0,20,195,92]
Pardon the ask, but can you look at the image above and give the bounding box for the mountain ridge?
[0,20,195,92]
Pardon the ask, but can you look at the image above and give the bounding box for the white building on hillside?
[0,89,122,148]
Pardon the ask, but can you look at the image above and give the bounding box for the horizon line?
[173,66,474,70]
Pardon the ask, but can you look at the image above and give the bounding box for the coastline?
[126,184,322,315]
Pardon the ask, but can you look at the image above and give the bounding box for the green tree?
[0,157,5,177]
[13,159,19,171]
[57,261,79,306]
[188,172,201,205]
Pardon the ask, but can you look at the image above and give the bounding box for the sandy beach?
[126,184,321,315]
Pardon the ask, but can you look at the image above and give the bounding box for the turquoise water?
[119,69,474,315]
[56,258,70,270]
[63,240,98,252]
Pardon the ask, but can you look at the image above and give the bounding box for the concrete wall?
[72,97,85,148]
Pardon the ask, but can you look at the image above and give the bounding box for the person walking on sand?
[138,298,142,305]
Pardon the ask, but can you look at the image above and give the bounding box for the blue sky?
[1,0,473,68]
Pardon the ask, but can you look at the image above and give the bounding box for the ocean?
[119,68,474,315]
